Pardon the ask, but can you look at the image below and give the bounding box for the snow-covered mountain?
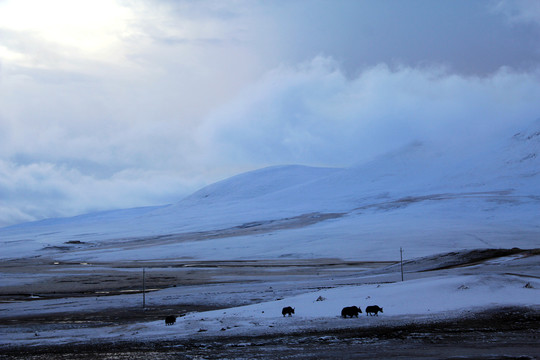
[1,121,539,261]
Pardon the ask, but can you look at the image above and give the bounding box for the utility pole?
[400,247,404,281]
[142,267,146,309]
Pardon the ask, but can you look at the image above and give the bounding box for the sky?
[1,0,540,227]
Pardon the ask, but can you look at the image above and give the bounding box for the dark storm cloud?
[252,0,540,75]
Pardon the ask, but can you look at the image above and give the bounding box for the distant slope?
[182,165,342,203]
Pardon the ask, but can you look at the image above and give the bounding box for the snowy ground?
[30,272,537,346]
[1,249,538,351]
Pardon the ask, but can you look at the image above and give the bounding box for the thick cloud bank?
[0,159,200,226]
[200,57,540,167]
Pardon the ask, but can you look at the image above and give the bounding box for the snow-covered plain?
[0,122,539,349]
[1,270,538,347]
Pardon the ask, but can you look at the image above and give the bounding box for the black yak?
[365,305,383,316]
[165,315,176,325]
[341,306,362,318]
[282,306,295,316]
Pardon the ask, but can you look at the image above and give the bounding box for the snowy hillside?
[0,121,539,261]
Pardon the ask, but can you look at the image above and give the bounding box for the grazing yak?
[282,306,295,317]
[341,306,362,318]
[165,315,176,325]
[365,305,383,316]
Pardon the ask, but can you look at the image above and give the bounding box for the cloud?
[199,57,540,168]
[0,159,206,227]
[493,0,540,25]
[0,0,268,226]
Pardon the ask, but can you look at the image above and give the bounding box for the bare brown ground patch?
[70,212,346,253]
[0,258,394,305]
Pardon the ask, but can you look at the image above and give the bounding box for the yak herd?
[341,305,384,317]
[282,305,383,317]
[165,305,383,325]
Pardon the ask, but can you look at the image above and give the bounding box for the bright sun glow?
[0,0,132,63]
